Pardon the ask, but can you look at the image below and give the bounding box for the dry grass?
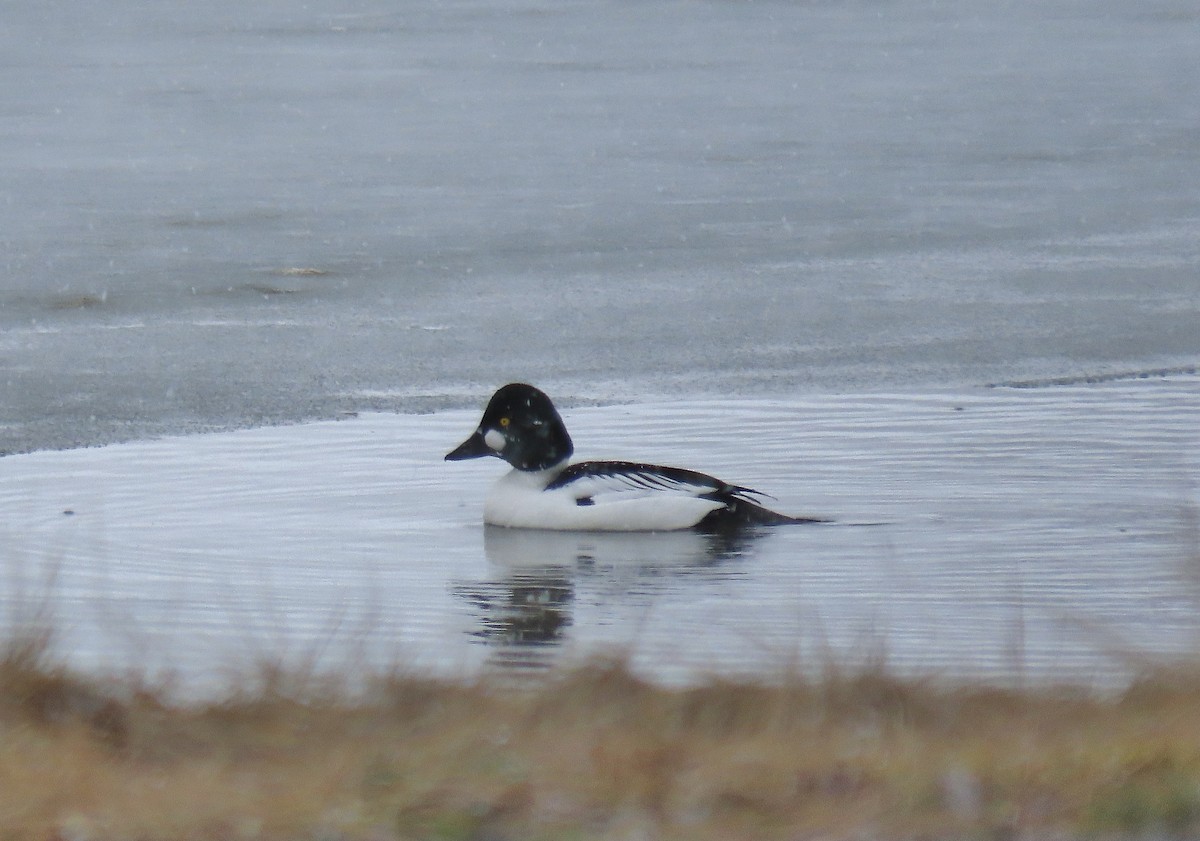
[4,630,1200,841]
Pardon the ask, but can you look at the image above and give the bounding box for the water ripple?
[2,379,1197,692]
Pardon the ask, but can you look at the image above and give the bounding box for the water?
[3,380,1197,691]
[1,0,1198,688]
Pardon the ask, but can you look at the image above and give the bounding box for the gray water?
[2,0,1199,688]
[3,381,1198,691]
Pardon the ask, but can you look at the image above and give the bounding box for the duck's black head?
[445,383,574,471]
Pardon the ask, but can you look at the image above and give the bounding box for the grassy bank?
[4,631,1200,841]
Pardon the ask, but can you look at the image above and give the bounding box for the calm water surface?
[3,378,1196,691]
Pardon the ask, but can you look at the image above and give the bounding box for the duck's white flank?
[483,465,726,532]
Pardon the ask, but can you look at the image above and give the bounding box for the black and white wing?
[547,461,733,501]
[547,461,817,528]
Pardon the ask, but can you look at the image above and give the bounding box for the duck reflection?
[452,563,574,673]
[452,526,771,673]
[484,523,764,569]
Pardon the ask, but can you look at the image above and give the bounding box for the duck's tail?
[696,495,830,532]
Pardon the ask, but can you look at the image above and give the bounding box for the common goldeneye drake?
[445,383,823,532]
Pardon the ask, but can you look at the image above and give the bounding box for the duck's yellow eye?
[499,417,510,427]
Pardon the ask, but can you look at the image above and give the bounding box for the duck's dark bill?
[445,430,492,461]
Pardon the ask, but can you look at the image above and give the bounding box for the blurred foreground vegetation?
[3,628,1200,841]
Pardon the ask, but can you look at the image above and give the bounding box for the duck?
[445,383,824,532]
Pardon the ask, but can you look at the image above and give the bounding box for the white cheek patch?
[483,428,506,451]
